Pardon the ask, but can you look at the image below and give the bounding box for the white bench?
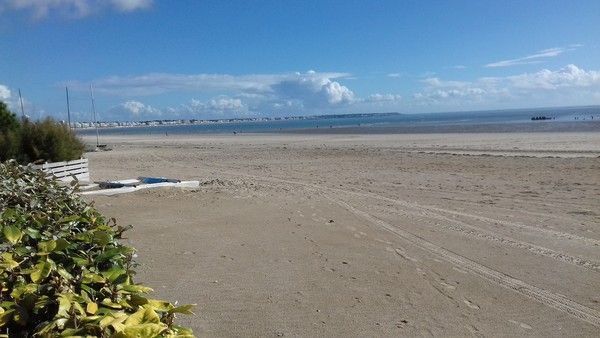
[32,158,90,183]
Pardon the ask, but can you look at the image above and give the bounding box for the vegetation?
[0,161,194,337]
[0,103,21,162]
[0,102,84,164]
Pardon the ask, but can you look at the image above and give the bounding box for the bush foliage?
[0,102,84,164]
[0,161,194,337]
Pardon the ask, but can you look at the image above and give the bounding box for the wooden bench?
[32,158,90,183]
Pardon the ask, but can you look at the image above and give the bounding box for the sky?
[0,0,599,121]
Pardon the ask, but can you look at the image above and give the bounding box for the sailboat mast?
[18,89,25,118]
[65,86,71,129]
[90,84,99,147]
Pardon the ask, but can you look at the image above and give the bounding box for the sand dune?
[84,132,600,336]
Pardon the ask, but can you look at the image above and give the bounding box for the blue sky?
[1,0,599,121]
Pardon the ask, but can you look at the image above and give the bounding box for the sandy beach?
[82,132,600,336]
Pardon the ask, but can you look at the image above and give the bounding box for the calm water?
[78,106,600,136]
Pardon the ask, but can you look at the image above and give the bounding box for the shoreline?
[77,120,600,137]
[282,121,600,134]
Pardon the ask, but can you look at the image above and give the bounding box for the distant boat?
[89,84,107,149]
[531,116,554,121]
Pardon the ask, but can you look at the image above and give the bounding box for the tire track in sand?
[148,155,600,327]
[151,152,599,247]
[365,203,600,272]
[324,195,600,328]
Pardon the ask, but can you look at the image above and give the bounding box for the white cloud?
[364,93,402,103]
[507,64,600,89]
[269,73,354,108]
[452,65,467,70]
[208,97,243,111]
[0,84,11,100]
[182,96,248,118]
[485,45,579,68]
[0,0,153,19]
[110,0,151,12]
[120,100,160,117]
[387,73,402,78]
[413,64,600,106]
[69,71,354,112]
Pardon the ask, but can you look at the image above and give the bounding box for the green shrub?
[0,102,19,134]
[18,118,85,164]
[0,101,85,164]
[0,103,21,162]
[0,161,194,337]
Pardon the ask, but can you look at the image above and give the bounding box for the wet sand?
[83,132,600,336]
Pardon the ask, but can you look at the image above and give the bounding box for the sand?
[82,132,600,336]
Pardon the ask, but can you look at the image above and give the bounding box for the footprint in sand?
[354,233,362,238]
[463,299,480,309]
[508,319,532,330]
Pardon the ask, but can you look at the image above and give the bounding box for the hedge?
[0,102,84,164]
[0,161,194,337]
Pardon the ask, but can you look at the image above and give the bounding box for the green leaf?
[37,240,57,253]
[55,238,70,251]
[72,256,89,266]
[24,227,41,239]
[30,261,52,283]
[101,267,127,283]
[101,298,123,309]
[82,272,105,284]
[56,267,73,280]
[11,284,38,300]
[92,231,112,246]
[120,323,168,337]
[0,252,20,270]
[169,304,195,315]
[0,309,14,326]
[3,224,23,244]
[125,306,160,325]
[57,294,72,317]
[120,284,154,294]
[146,299,173,312]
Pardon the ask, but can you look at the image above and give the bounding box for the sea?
[77,106,600,136]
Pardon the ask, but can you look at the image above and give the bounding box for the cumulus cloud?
[485,45,580,68]
[185,96,247,116]
[271,73,354,107]
[0,84,11,100]
[103,100,161,120]
[121,100,159,116]
[507,64,600,89]
[0,0,153,19]
[364,93,402,103]
[208,97,244,111]
[413,64,600,106]
[68,71,354,112]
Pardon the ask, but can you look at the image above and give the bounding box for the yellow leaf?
[30,261,52,283]
[0,252,19,270]
[86,302,98,315]
[3,225,22,244]
[122,323,168,337]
